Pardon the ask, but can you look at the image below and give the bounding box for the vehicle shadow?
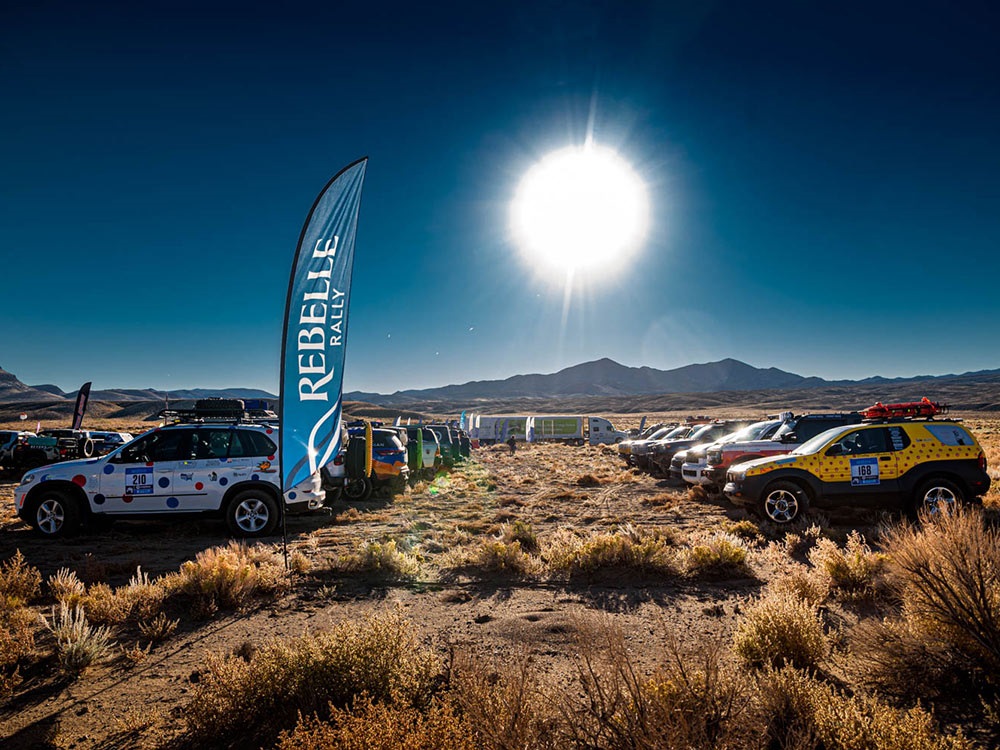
[0,508,345,584]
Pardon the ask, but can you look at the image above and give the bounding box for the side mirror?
[781,432,798,443]
[826,444,843,456]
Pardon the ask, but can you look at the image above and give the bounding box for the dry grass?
[732,589,828,671]
[808,530,888,602]
[846,507,1000,731]
[682,533,754,580]
[173,541,288,615]
[442,539,542,581]
[278,695,475,750]
[544,524,680,579]
[138,612,179,643]
[450,648,555,750]
[0,550,41,607]
[43,603,115,675]
[884,508,1000,674]
[563,621,750,749]
[48,567,86,608]
[0,604,37,702]
[185,608,440,748]
[329,539,421,580]
[753,667,974,750]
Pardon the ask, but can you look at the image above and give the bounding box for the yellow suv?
[723,418,990,524]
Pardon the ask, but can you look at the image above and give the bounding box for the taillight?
[333,454,345,466]
[979,452,987,471]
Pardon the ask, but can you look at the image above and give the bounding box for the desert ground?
[1,412,999,749]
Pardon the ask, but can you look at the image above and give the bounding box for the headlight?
[19,474,36,487]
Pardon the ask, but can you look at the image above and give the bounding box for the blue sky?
[2,0,998,395]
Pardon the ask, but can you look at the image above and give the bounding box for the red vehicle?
[703,412,863,485]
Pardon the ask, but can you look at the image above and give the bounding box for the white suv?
[14,422,324,538]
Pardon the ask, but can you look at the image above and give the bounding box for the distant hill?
[0,368,64,403]
[344,358,1000,413]
[347,358,831,405]
[5,359,1000,420]
[0,365,277,405]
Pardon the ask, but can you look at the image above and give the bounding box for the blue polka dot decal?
[288,491,297,500]
[94,494,106,505]
[103,464,115,475]
[251,474,259,481]
[219,477,228,486]
[166,497,179,508]
[158,477,170,488]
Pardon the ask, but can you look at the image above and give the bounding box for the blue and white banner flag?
[280,157,368,492]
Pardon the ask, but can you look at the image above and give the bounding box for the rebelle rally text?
[297,237,346,401]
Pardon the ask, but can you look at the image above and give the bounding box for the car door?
[172,427,237,511]
[98,429,190,514]
[816,427,900,506]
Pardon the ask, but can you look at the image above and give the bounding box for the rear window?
[236,429,277,457]
[924,424,976,447]
[373,432,402,450]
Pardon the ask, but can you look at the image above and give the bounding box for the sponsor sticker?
[850,457,879,486]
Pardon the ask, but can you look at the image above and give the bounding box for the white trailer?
[525,416,627,445]
[472,415,531,445]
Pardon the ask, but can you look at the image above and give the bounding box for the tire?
[225,489,279,538]
[760,481,808,524]
[913,477,964,517]
[79,438,95,458]
[29,490,81,538]
[343,476,373,502]
[345,436,368,479]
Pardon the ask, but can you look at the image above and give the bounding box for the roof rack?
[158,399,278,425]
[861,398,947,421]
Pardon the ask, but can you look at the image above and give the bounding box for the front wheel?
[30,490,81,538]
[913,478,964,517]
[760,481,807,524]
[225,489,279,538]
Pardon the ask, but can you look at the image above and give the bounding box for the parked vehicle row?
[633,399,990,525]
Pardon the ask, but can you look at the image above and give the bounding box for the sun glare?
[511,145,649,280]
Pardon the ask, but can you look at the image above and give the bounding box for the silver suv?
[14,422,324,538]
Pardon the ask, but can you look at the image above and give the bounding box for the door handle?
[879,456,891,462]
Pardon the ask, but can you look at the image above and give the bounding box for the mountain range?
[2,358,999,417]
[0,367,275,404]
[342,357,955,405]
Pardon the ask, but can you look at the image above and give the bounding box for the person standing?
[507,434,517,456]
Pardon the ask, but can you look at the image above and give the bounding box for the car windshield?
[642,427,671,441]
[690,423,720,440]
[793,426,851,455]
[663,426,690,440]
[725,421,770,442]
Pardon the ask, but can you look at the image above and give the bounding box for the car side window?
[830,428,889,456]
[887,426,910,451]
[149,431,190,462]
[236,430,276,457]
[924,424,975,447]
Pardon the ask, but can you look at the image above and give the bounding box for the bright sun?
[510,145,649,280]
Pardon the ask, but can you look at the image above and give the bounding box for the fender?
[24,480,91,518]
[756,468,823,501]
[221,480,281,511]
